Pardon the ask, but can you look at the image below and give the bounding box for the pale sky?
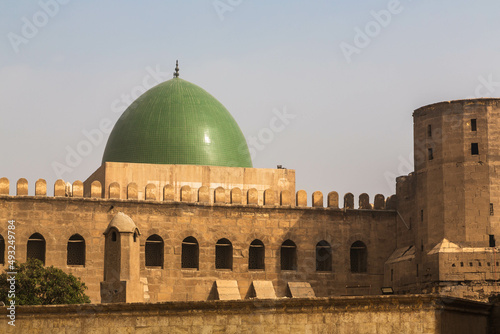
[1,0,500,203]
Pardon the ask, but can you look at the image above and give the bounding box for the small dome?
[102,77,253,168]
[104,212,140,235]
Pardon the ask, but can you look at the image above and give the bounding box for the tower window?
[280,239,297,271]
[490,235,496,248]
[215,238,232,270]
[427,124,432,137]
[145,234,163,268]
[182,236,199,269]
[491,203,494,216]
[428,148,433,161]
[471,119,477,131]
[316,240,332,272]
[67,234,85,266]
[471,143,479,155]
[350,241,367,273]
[249,239,265,270]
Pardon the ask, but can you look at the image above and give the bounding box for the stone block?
[215,187,225,204]
[213,280,241,300]
[344,193,354,209]
[35,179,47,196]
[264,189,276,206]
[312,191,323,207]
[327,191,339,208]
[181,185,192,202]
[163,184,174,201]
[280,190,291,206]
[247,188,258,205]
[91,180,102,198]
[231,187,242,204]
[54,179,66,197]
[0,177,8,195]
[145,183,156,201]
[128,183,138,200]
[287,282,315,298]
[296,190,307,207]
[249,280,277,299]
[359,193,371,209]
[16,178,28,196]
[72,181,84,197]
[109,182,120,199]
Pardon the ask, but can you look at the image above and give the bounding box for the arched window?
[0,234,4,265]
[145,234,163,268]
[249,239,265,270]
[316,240,332,272]
[182,236,199,269]
[27,233,45,265]
[280,239,297,270]
[215,238,232,270]
[350,241,367,273]
[67,234,85,266]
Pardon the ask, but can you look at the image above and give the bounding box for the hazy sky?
[1,0,500,203]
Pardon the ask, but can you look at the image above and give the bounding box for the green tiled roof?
[102,78,253,167]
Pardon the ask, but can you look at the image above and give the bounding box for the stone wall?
[0,295,492,334]
[0,194,397,303]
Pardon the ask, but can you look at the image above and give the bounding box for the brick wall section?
[0,196,397,303]
[0,295,492,334]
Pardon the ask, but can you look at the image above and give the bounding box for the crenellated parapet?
[0,177,396,210]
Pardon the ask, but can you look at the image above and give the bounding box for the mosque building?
[1,62,500,305]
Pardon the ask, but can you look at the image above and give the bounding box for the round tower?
[413,98,500,248]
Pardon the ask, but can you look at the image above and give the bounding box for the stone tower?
[388,98,500,298]
[100,212,143,303]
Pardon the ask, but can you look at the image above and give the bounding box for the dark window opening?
[182,236,199,269]
[249,239,265,270]
[316,240,332,272]
[460,262,464,267]
[390,269,394,281]
[471,143,479,155]
[216,238,232,270]
[416,264,419,277]
[111,231,117,242]
[428,148,433,161]
[471,119,477,131]
[0,235,4,265]
[350,241,367,273]
[145,234,163,268]
[133,232,137,242]
[420,210,424,222]
[27,233,45,265]
[67,234,85,266]
[490,203,494,216]
[427,124,432,137]
[280,239,297,271]
[490,235,496,248]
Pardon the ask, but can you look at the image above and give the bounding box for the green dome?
[102,78,253,167]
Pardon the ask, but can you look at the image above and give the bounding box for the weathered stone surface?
[296,190,307,207]
[327,191,339,208]
[127,182,138,200]
[72,181,84,197]
[198,186,209,203]
[145,183,156,201]
[359,193,371,209]
[344,193,354,209]
[312,191,323,208]
[214,187,225,204]
[0,178,8,195]
[280,190,291,206]
[214,280,241,300]
[250,280,277,299]
[374,194,385,210]
[231,187,242,204]
[264,189,276,206]
[181,185,191,202]
[287,282,315,298]
[247,188,258,204]
[109,182,120,199]
[54,179,66,197]
[163,184,174,201]
[35,179,47,196]
[16,178,28,196]
[91,181,102,198]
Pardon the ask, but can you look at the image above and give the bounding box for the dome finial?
[173,60,179,78]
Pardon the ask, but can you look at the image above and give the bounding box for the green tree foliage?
[0,258,90,305]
